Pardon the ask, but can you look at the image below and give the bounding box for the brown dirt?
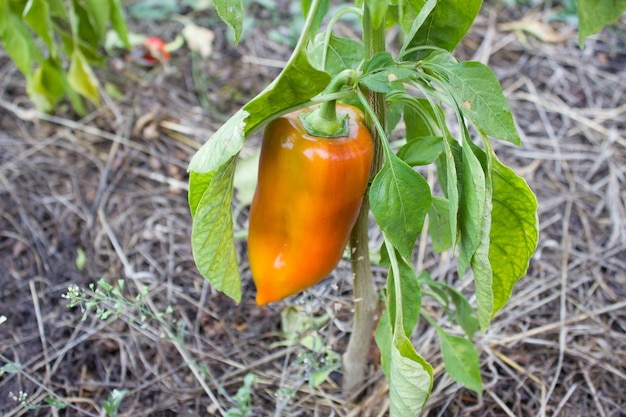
[1,3,625,417]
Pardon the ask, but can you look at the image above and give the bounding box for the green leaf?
[188,110,249,174]
[417,271,479,337]
[190,158,242,302]
[109,0,130,48]
[85,0,110,41]
[233,149,260,206]
[428,196,453,253]
[389,335,433,416]
[398,96,448,138]
[391,97,458,252]
[23,0,55,53]
[243,50,331,130]
[75,247,87,271]
[399,0,437,53]
[68,49,100,105]
[72,0,100,54]
[1,14,37,78]
[406,0,482,53]
[0,1,8,34]
[214,0,244,44]
[471,212,493,332]
[458,137,486,277]
[310,366,336,388]
[47,0,68,19]
[489,154,538,315]
[462,141,493,331]
[577,0,626,48]
[360,67,416,93]
[370,153,431,260]
[308,33,364,75]
[434,61,520,145]
[362,51,394,73]
[375,307,393,377]
[365,0,389,29]
[102,389,128,417]
[397,136,443,166]
[189,170,214,218]
[301,0,331,37]
[435,137,459,253]
[27,58,65,112]
[386,250,421,338]
[448,287,480,338]
[435,326,482,394]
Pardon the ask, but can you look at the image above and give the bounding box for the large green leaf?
[406,0,482,52]
[370,153,431,260]
[489,153,538,315]
[577,0,626,48]
[190,158,241,302]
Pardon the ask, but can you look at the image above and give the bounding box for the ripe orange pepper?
[248,103,373,305]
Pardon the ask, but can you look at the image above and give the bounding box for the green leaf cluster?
[0,0,130,115]
[188,0,540,413]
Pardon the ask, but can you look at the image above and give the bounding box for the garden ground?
[1,3,625,416]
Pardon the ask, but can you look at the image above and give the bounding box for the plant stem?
[342,4,386,396]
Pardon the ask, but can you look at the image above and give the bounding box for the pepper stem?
[299,69,357,138]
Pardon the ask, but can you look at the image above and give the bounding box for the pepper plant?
[188,0,540,413]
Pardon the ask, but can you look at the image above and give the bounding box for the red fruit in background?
[144,36,171,63]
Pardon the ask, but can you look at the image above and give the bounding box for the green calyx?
[300,106,349,138]
[299,69,357,138]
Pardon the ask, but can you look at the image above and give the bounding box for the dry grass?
[1,4,625,417]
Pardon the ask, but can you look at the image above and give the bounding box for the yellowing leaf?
[499,18,568,43]
[182,23,215,58]
[68,50,100,105]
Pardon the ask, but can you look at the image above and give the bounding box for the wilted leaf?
[183,23,215,58]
